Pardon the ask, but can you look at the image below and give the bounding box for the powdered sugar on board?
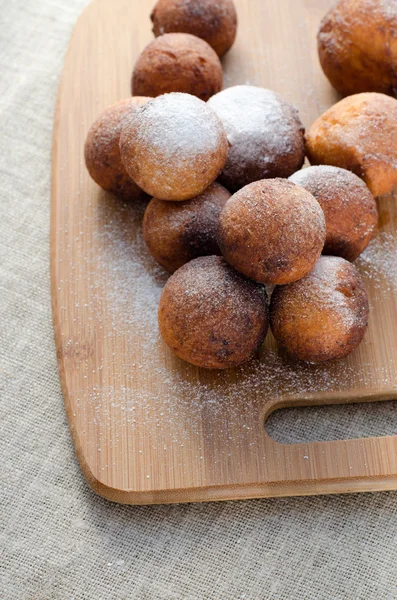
[57,190,397,457]
[355,232,397,292]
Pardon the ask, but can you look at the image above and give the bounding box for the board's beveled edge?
[50,0,102,499]
[87,471,397,505]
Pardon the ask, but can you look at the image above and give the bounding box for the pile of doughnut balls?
[84,0,397,369]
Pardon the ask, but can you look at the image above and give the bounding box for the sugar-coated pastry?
[84,97,150,200]
[158,256,269,368]
[318,0,397,97]
[217,179,326,284]
[289,166,378,261]
[143,182,231,273]
[150,0,237,57]
[119,93,228,201]
[306,93,397,197]
[208,85,305,192]
[131,33,223,101]
[270,256,369,363]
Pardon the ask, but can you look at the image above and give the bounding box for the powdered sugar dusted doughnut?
[151,0,237,57]
[208,85,305,192]
[305,93,397,197]
[158,256,269,369]
[289,166,378,261]
[131,33,223,101]
[143,182,231,273]
[120,93,228,201]
[84,97,150,200]
[218,179,326,285]
[270,256,369,362]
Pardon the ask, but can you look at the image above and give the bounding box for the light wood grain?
[52,0,397,504]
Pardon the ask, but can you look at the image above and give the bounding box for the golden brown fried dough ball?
[120,93,228,201]
[289,166,378,262]
[158,256,269,368]
[150,0,237,57]
[270,256,369,363]
[143,182,231,273]
[318,0,397,97]
[84,97,150,200]
[207,85,305,192]
[306,93,397,197]
[131,33,223,101]
[217,179,326,285]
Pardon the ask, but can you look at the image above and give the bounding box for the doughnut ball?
[158,256,269,369]
[318,0,397,97]
[120,93,228,201]
[217,179,326,285]
[84,97,150,200]
[207,86,305,192]
[150,0,237,57]
[306,93,397,197]
[131,33,223,101]
[143,182,231,273]
[270,256,369,363]
[289,166,378,262]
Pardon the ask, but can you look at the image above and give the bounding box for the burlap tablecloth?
[1,1,397,598]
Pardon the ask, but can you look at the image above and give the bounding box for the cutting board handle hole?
[264,400,397,444]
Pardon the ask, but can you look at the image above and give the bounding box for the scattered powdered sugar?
[59,175,397,461]
[92,195,168,352]
[355,232,397,292]
[61,191,397,456]
[82,348,366,440]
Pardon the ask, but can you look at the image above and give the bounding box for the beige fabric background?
[1,0,397,598]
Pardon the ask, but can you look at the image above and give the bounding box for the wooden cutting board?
[52,0,397,504]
